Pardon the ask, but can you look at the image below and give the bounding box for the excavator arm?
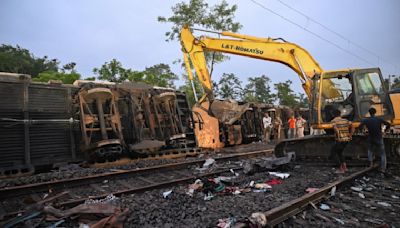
[180,26,323,101]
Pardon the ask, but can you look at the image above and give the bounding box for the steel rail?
[263,165,377,227]
[3,167,243,220]
[0,149,273,199]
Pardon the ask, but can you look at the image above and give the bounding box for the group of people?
[330,107,389,174]
[287,115,307,139]
[262,107,389,174]
[262,113,307,144]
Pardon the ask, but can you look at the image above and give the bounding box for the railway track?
[1,149,279,222]
[263,165,377,227]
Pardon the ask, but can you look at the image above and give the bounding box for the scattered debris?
[377,202,391,207]
[305,188,319,193]
[266,178,282,185]
[204,193,214,201]
[163,190,173,199]
[269,172,290,179]
[203,158,215,168]
[186,179,203,197]
[319,203,330,211]
[85,194,117,204]
[217,216,236,228]
[254,183,272,189]
[249,212,267,226]
[351,186,363,192]
[330,186,336,197]
[333,217,345,225]
[249,180,255,187]
[358,193,365,199]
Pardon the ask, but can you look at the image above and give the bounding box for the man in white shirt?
[263,113,272,143]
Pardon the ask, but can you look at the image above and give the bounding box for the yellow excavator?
[180,26,400,161]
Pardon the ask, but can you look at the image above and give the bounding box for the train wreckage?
[0,72,294,177]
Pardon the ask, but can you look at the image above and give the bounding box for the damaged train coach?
[0,73,195,176]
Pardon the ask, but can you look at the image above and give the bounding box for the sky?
[1,0,399,94]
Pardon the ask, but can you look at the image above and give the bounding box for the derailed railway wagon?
[0,73,195,176]
[0,72,284,177]
[0,73,81,176]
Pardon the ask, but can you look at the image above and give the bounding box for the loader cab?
[314,68,393,125]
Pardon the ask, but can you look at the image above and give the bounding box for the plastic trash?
[330,186,336,197]
[233,190,241,195]
[217,217,236,228]
[391,195,399,199]
[249,181,255,187]
[266,178,282,185]
[269,172,290,179]
[253,189,268,193]
[163,190,173,198]
[358,193,365,199]
[203,158,215,168]
[214,176,236,183]
[306,188,319,193]
[320,203,330,210]
[333,217,345,225]
[377,202,391,207]
[230,169,239,177]
[204,193,214,201]
[255,183,272,189]
[350,186,362,192]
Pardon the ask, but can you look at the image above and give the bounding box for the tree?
[142,63,178,88]
[297,93,309,108]
[159,0,243,95]
[216,73,242,99]
[0,44,59,77]
[62,62,77,73]
[33,71,81,84]
[274,80,299,107]
[243,75,275,103]
[93,59,132,82]
[158,0,241,42]
[94,60,178,87]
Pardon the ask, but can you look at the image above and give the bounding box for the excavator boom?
[180,27,323,99]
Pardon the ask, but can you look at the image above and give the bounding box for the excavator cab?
[314,68,393,126]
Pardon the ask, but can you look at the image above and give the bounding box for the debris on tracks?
[162,190,173,199]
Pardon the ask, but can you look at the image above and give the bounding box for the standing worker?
[287,115,296,139]
[274,116,283,141]
[330,109,354,173]
[262,112,272,143]
[296,115,307,138]
[358,107,390,173]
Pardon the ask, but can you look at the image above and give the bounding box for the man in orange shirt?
[287,115,296,139]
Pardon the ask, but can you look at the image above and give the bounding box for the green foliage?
[158,0,242,65]
[243,75,275,103]
[85,77,96,81]
[216,73,242,100]
[142,63,178,88]
[33,71,81,84]
[0,44,59,77]
[93,59,131,82]
[93,59,178,87]
[179,76,204,107]
[274,80,299,107]
[158,0,241,41]
[297,93,309,108]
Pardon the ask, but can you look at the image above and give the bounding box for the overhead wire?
[274,0,399,72]
[249,0,398,71]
